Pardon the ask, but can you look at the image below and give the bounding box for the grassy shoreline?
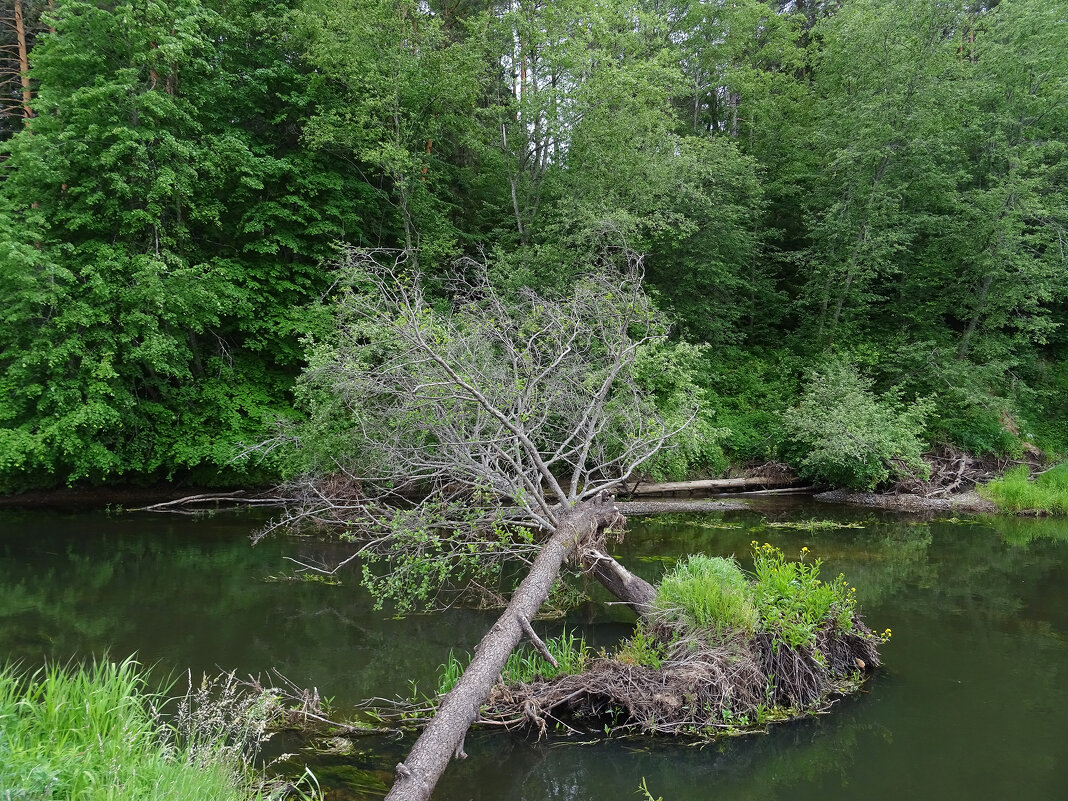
[978,464,1068,515]
[0,658,316,801]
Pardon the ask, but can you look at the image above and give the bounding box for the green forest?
[2,0,1066,495]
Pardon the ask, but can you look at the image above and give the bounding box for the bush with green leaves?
[750,542,858,648]
[1022,359,1068,460]
[880,343,1028,458]
[783,355,931,490]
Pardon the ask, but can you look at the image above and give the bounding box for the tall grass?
[653,546,864,650]
[502,629,590,685]
[979,463,1068,514]
[0,657,312,801]
[655,555,758,635]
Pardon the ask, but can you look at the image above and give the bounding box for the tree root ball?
[481,622,881,737]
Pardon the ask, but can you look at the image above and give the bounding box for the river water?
[1,498,1065,800]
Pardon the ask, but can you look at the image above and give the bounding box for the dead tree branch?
[258,246,684,801]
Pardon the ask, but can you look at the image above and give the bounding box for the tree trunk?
[582,546,656,618]
[627,475,800,496]
[385,492,653,801]
[14,0,32,120]
[728,89,740,138]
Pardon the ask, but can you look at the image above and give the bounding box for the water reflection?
[1,500,1066,800]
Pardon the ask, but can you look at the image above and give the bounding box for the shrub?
[979,463,1068,514]
[616,624,666,668]
[783,354,931,490]
[750,542,857,648]
[655,554,758,635]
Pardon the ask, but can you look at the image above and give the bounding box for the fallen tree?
[257,247,889,800]
[626,475,802,496]
[362,545,884,746]
[260,245,695,801]
[474,545,883,738]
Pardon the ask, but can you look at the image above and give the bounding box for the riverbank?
[2,461,1058,518]
[0,483,1011,517]
[0,658,313,801]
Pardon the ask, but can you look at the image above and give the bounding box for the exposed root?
[474,620,880,738]
[892,443,1044,498]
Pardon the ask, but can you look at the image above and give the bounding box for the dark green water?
[1,499,1066,800]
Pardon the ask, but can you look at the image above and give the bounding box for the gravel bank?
[813,489,996,514]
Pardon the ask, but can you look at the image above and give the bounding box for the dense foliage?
[783,355,931,490]
[2,0,1066,492]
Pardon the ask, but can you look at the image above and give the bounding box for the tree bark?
[385,492,651,801]
[14,0,32,120]
[582,546,656,618]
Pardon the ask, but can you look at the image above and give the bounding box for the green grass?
[979,463,1068,514]
[655,555,758,635]
[437,629,591,695]
[650,546,865,650]
[0,657,313,801]
[615,624,666,668]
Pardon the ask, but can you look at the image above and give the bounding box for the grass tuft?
[655,554,758,635]
[652,546,861,650]
[437,629,591,695]
[979,463,1068,514]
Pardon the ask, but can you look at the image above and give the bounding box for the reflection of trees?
[881,517,1066,627]
[0,511,501,708]
[2,504,1066,801]
[994,515,1068,546]
[615,505,1065,633]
